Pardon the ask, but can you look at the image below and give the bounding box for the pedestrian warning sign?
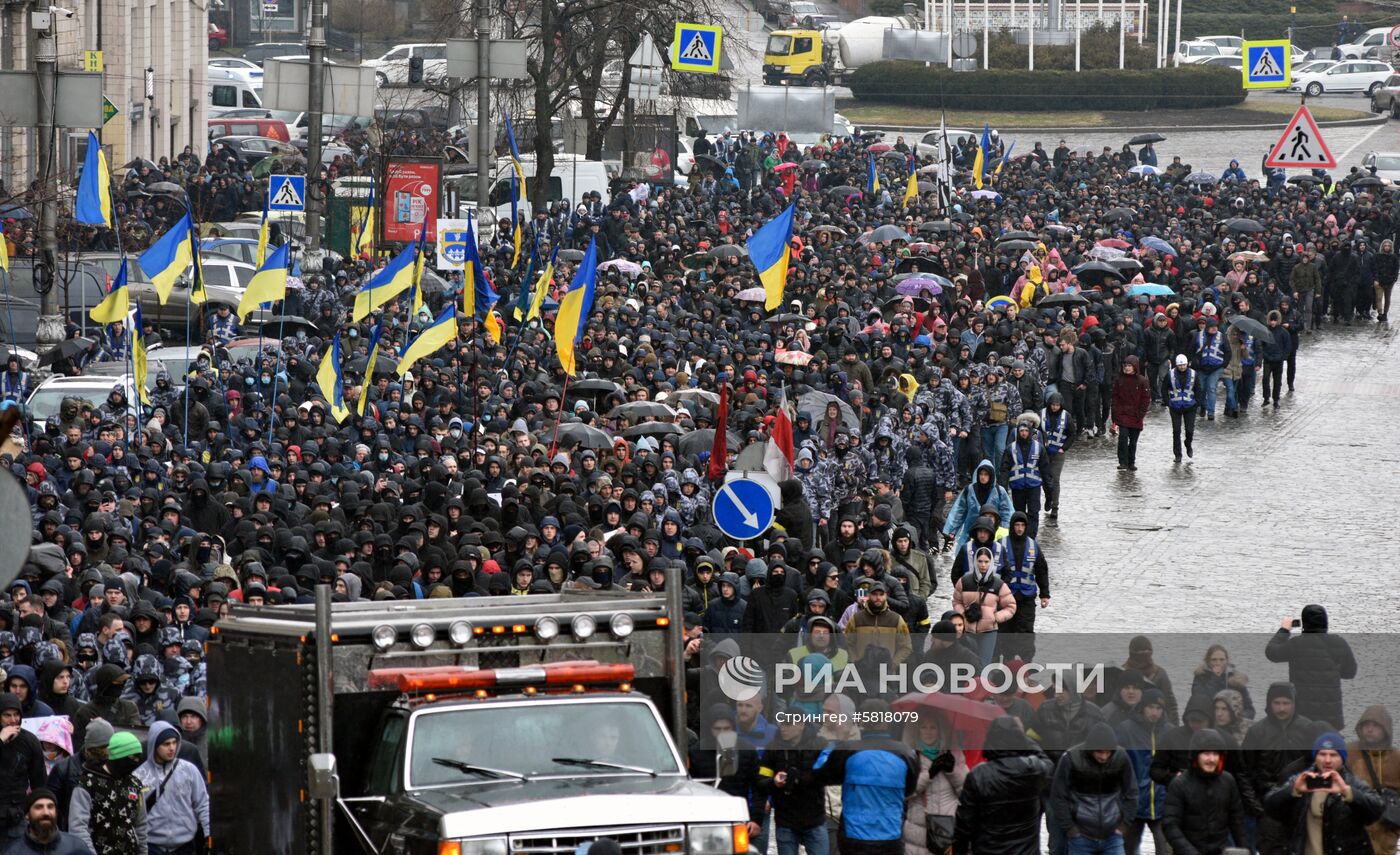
[671,22,723,74]
[268,174,306,211]
[1242,39,1290,89]
[1264,106,1337,169]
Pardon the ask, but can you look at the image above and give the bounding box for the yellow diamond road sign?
[671,22,723,74]
[1242,39,1290,90]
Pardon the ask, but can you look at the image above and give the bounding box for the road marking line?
[1336,121,1385,163]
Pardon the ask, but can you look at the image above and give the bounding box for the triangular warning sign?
[680,32,712,62]
[1265,106,1337,169]
[271,179,304,208]
[1250,48,1281,78]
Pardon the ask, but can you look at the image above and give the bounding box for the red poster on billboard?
[383,158,442,244]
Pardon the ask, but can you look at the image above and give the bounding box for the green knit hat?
[107,732,143,761]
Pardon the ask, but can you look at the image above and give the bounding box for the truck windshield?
[409,700,680,788]
[766,35,793,56]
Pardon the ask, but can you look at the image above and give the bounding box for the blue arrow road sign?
[712,478,776,541]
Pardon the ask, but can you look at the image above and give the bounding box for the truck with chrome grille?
[206,583,749,855]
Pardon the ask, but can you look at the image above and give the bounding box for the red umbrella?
[1096,238,1131,250]
[868,142,893,153]
[775,349,812,365]
[773,162,800,172]
[892,690,1005,747]
[907,241,939,254]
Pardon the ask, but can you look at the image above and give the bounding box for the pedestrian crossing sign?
[671,22,723,74]
[1242,39,1290,89]
[269,174,306,211]
[1265,105,1337,169]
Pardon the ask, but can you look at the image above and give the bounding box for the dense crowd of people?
[2,110,1399,855]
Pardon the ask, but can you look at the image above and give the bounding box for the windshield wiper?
[550,757,659,777]
[431,758,529,781]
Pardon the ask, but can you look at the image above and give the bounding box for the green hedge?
[848,63,1246,112]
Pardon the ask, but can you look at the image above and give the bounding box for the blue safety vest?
[1008,438,1042,490]
[1169,368,1197,410]
[960,539,1004,581]
[1041,408,1068,455]
[1196,330,1225,368]
[1002,537,1040,597]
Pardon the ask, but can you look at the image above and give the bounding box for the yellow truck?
[763,16,918,87]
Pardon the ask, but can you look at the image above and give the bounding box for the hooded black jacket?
[1161,729,1247,855]
[952,717,1054,855]
[1264,605,1356,730]
[774,480,815,551]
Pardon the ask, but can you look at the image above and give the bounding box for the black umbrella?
[555,422,614,450]
[997,230,1039,242]
[1228,314,1274,344]
[347,352,399,376]
[712,244,747,259]
[1037,292,1091,308]
[682,251,715,269]
[917,221,957,234]
[766,313,806,324]
[1128,133,1166,146]
[677,428,740,455]
[557,248,585,262]
[1107,258,1144,275]
[258,315,319,337]
[1072,261,1128,286]
[1287,175,1319,186]
[694,154,726,173]
[570,378,624,395]
[882,296,931,316]
[1103,207,1136,223]
[607,401,677,420]
[123,158,158,171]
[37,337,95,366]
[1224,217,1264,233]
[1350,175,1385,189]
[996,240,1037,253]
[801,159,828,171]
[619,422,684,439]
[145,181,185,195]
[895,256,948,276]
[810,225,846,235]
[830,185,862,196]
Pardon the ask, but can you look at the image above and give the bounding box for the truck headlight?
[535,616,560,641]
[688,824,745,855]
[448,620,473,646]
[371,624,396,651]
[458,838,508,855]
[410,622,436,649]
[609,613,634,639]
[571,614,596,640]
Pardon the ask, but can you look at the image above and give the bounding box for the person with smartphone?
[1263,731,1386,855]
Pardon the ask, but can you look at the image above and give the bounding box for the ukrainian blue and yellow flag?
[353,182,375,257]
[398,304,457,377]
[75,131,112,228]
[746,203,796,311]
[138,212,195,304]
[352,239,417,321]
[484,304,503,345]
[238,242,289,321]
[256,192,270,268]
[867,154,880,195]
[357,314,387,416]
[973,124,991,189]
[526,246,557,322]
[188,216,207,305]
[504,112,526,267]
[410,219,427,316]
[995,141,1016,178]
[513,232,542,320]
[316,332,351,423]
[553,236,597,377]
[90,257,130,324]
[461,217,498,321]
[131,304,151,406]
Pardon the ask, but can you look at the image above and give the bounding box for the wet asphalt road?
[1026,320,1400,634]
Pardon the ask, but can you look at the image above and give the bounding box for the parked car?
[0,258,110,347]
[25,374,140,431]
[209,57,263,86]
[201,238,261,266]
[362,43,446,86]
[785,1,839,27]
[1334,26,1397,60]
[916,127,977,159]
[211,135,297,167]
[1370,74,1400,116]
[1199,55,1243,70]
[82,252,245,329]
[209,117,289,142]
[1193,34,1243,55]
[1173,40,1223,64]
[1360,151,1400,183]
[208,22,229,50]
[240,42,305,66]
[1288,60,1393,95]
[1292,59,1337,78]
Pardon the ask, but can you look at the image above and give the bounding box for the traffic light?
[408,56,424,84]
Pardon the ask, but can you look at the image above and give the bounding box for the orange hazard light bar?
[367,660,636,693]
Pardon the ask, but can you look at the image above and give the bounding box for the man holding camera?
[1263,731,1385,855]
[0,693,47,844]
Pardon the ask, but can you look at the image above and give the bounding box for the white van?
[464,154,611,223]
[208,80,263,117]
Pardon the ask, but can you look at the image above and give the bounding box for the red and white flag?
[764,388,795,482]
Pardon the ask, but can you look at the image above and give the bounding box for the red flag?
[708,382,728,482]
[764,391,795,482]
